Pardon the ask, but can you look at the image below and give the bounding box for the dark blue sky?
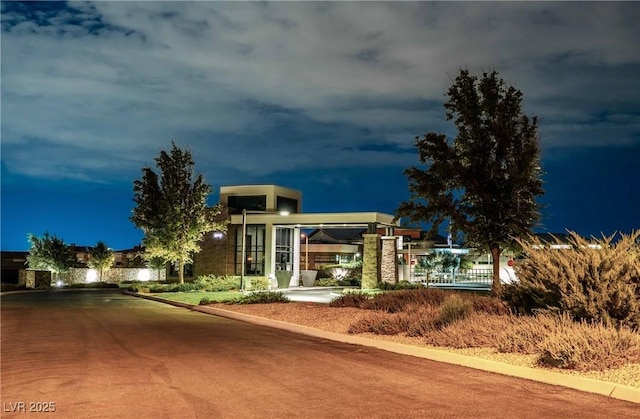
[2,2,639,251]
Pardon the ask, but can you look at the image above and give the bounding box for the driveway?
[1,290,637,418]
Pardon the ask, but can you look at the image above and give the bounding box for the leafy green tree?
[416,253,438,281]
[439,252,459,274]
[147,255,168,282]
[131,142,227,284]
[458,254,475,271]
[397,70,544,293]
[26,232,74,284]
[88,241,115,282]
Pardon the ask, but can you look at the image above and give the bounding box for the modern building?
[194,184,400,288]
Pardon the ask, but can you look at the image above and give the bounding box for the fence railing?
[410,269,493,288]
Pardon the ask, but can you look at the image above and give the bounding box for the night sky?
[2,1,639,251]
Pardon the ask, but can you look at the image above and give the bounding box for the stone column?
[361,234,381,289]
[381,236,399,284]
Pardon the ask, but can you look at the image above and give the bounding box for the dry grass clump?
[329,293,370,308]
[418,313,513,349]
[362,288,449,313]
[469,295,511,315]
[434,293,474,328]
[347,311,414,335]
[341,287,640,372]
[537,316,640,371]
[505,230,640,329]
[496,314,561,354]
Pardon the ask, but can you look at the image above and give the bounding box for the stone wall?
[19,268,165,286]
[66,267,166,284]
[19,270,51,288]
[361,234,381,289]
[380,236,398,284]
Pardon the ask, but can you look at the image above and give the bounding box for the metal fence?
[410,269,493,289]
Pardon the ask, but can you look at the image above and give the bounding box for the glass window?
[169,262,193,278]
[236,225,265,275]
[276,196,298,214]
[227,195,267,214]
[275,227,294,271]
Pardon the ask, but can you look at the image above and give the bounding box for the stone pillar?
[362,234,381,289]
[381,236,398,284]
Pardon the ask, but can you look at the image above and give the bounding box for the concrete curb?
[125,291,640,404]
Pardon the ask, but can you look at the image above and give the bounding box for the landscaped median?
[124,289,640,404]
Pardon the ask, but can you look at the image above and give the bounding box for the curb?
[124,291,640,404]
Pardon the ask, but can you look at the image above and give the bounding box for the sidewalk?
[126,291,640,404]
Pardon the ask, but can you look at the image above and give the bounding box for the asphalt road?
[1,290,637,418]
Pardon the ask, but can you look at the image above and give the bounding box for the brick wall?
[193,226,236,277]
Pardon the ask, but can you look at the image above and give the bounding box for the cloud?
[1,1,638,184]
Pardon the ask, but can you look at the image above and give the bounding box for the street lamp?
[240,209,290,291]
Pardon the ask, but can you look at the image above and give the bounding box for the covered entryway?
[228,212,399,289]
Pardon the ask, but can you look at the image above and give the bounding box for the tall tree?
[146,255,168,282]
[131,142,226,284]
[26,232,74,284]
[88,241,115,282]
[397,70,544,293]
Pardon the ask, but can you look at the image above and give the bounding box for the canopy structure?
[228,212,399,287]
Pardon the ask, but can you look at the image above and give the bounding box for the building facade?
[194,184,399,288]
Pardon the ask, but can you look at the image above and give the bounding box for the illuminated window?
[276,196,298,214]
[275,227,294,271]
[236,225,265,275]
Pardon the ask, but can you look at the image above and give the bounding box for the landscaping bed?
[207,300,640,389]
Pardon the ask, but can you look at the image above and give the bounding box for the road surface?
[1,290,636,418]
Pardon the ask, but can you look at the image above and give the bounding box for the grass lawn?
[147,291,241,305]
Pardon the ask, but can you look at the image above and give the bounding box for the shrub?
[404,305,441,337]
[314,278,340,287]
[247,276,270,291]
[194,275,241,292]
[421,313,514,348]
[536,316,640,370]
[469,295,511,315]
[171,282,197,292]
[363,288,449,313]
[329,293,370,308]
[496,313,561,354]
[348,311,411,335]
[434,294,473,329]
[378,281,424,291]
[65,282,119,289]
[199,297,212,305]
[505,230,640,329]
[236,291,290,304]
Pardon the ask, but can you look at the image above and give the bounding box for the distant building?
[0,251,29,284]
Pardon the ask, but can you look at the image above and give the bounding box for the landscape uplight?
[137,269,151,282]
[86,269,97,283]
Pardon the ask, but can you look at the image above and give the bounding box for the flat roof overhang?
[228,212,399,228]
